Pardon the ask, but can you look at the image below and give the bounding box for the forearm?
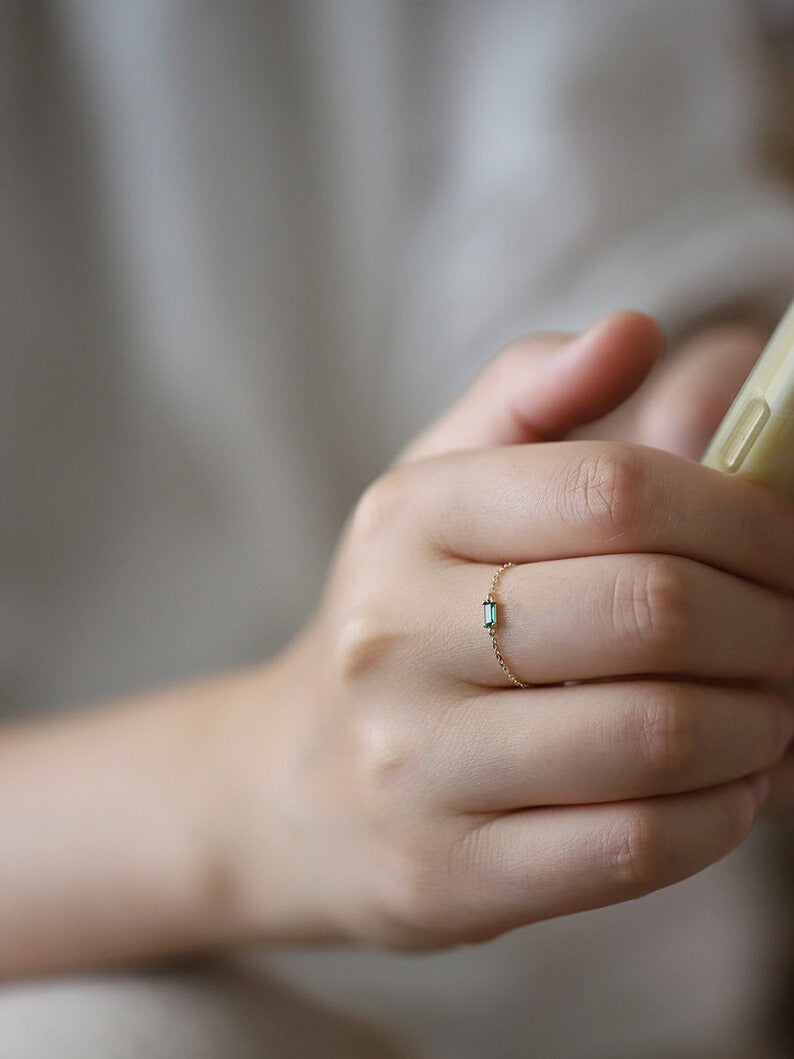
[0,640,326,981]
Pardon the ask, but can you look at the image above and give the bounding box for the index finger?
[408,441,794,592]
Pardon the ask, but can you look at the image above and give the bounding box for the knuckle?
[340,719,474,947]
[561,446,646,543]
[496,339,528,370]
[350,468,413,543]
[333,605,402,684]
[376,832,465,946]
[494,338,542,380]
[636,686,699,777]
[597,809,660,896]
[613,556,690,654]
[348,709,414,794]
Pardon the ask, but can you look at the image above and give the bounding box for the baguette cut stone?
[482,600,497,628]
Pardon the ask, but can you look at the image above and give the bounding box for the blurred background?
[2,2,794,1056]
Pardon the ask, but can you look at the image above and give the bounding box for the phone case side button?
[719,396,770,472]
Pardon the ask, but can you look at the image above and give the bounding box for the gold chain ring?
[482,562,530,688]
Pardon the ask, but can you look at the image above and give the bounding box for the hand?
[261,313,794,950]
[579,321,794,812]
[5,313,790,979]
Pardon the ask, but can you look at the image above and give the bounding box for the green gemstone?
[482,600,497,628]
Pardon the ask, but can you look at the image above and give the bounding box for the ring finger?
[439,554,794,688]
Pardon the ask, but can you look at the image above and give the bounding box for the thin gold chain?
[484,562,530,688]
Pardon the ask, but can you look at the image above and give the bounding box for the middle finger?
[439,554,794,687]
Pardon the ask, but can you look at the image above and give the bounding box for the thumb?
[634,322,767,459]
[398,311,666,465]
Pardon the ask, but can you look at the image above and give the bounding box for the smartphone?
[701,299,794,502]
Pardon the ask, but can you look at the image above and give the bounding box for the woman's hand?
[5,313,792,980]
[254,313,794,951]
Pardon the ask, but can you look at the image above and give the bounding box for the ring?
[482,563,530,688]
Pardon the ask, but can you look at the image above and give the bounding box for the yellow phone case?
[701,300,794,502]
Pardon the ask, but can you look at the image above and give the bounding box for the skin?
[1,311,792,980]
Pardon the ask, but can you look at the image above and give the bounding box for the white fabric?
[2,1,793,1056]
[0,959,414,1058]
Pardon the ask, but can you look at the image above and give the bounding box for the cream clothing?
[2,2,794,1056]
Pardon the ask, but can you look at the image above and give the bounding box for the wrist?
[207,634,347,946]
